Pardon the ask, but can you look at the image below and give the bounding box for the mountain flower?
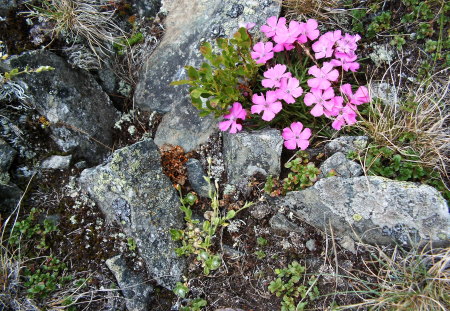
[261,16,286,38]
[307,62,339,90]
[340,84,371,105]
[251,91,282,121]
[251,41,274,64]
[304,87,335,117]
[276,77,303,104]
[262,64,292,88]
[218,102,247,133]
[282,122,311,150]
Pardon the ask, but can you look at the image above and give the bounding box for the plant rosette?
[173,16,371,151]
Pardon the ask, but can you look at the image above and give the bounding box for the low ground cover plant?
[173,16,371,151]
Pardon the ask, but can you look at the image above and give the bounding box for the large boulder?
[278,176,449,246]
[134,0,281,151]
[4,50,118,164]
[79,139,185,288]
[223,129,283,184]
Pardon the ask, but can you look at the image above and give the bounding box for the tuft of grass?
[358,67,449,182]
[282,0,341,22]
[336,243,450,311]
[23,0,126,58]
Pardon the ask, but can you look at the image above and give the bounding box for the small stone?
[250,203,272,220]
[41,155,72,170]
[269,213,305,234]
[305,239,316,251]
[186,158,210,198]
[339,236,356,254]
[324,136,368,155]
[319,152,362,178]
[75,161,87,169]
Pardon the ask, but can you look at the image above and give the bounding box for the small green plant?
[283,151,321,193]
[24,257,73,299]
[268,261,320,311]
[127,237,137,251]
[367,11,392,38]
[170,158,253,275]
[173,282,207,311]
[257,236,268,247]
[349,145,449,201]
[171,27,258,118]
[390,35,406,50]
[8,208,58,250]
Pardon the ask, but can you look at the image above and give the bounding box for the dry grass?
[336,243,450,311]
[24,0,125,58]
[282,0,341,21]
[358,64,450,179]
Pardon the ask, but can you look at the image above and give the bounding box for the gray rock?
[250,202,272,220]
[132,0,161,18]
[0,182,22,216]
[106,255,153,311]
[153,101,217,152]
[339,235,356,254]
[223,129,283,184]
[186,158,210,197]
[269,213,305,235]
[278,176,450,246]
[324,136,368,155]
[0,0,16,17]
[305,239,316,252]
[134,0,281,150]
[0,138,17,185]
[40,155,72,170]
[4,50,118,164]
[79,139,185,288]
[319,152,362,178]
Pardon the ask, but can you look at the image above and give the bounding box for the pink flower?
[218,102,247,133]
[251,91,283,121]
[251,41,274,64]
[311,37,334,59]
[262,64,292,88]
[304,87,335,117]
[297,19,320,43]
[330,54,360,72]
[323,96,344,118]
[273,21,301,52]
[332,105,358,130]
[322,30,342,44]
[239,21,256,30]
[307,62,339,90]
[335,33,361,56]
[276,77,303,104]
[282,122,311,150]
[261,16,286,38]
[340,84,371,105]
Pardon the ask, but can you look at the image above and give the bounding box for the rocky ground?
[0,0,449,311]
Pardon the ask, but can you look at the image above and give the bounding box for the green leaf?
[187,66,199,80]
[225,210,236,220]
[170,79,193,86]
[170,229,183,241]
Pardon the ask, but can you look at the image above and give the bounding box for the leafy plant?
[173,282,207,311]
[268,261,319,311]
[349,145,449,201]
[283,151,321,193]
[170,158,253,275]
[367,11,392,38]
[171,27,258,118]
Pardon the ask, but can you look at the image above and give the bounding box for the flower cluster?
[219,16,371,150]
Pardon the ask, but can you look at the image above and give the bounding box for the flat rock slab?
[278,176,449,246]
[223,129,283,184]
[79,139,185,288]
[134,0,281,151]
[4,50,118,164]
